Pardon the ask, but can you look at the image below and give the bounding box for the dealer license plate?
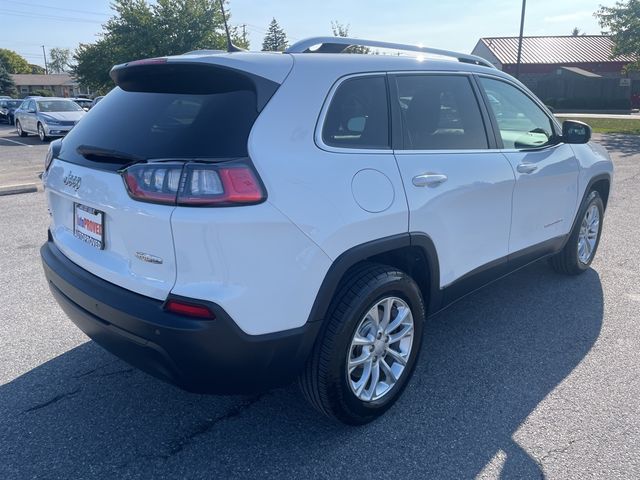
[73,203,105,250]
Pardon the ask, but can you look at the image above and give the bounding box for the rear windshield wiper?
[76,144,146,165]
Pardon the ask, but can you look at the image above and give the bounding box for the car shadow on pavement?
[0,261,603,478]
[595,133,640,158]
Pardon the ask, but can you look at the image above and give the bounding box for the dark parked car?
[0,99,22,125]
[72,98,93,111]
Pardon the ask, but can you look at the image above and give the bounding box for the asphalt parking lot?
[0,123,48,189]
[1,134,639,479]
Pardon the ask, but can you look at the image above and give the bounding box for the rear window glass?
[60,87,258,166]
[322,76,389,149]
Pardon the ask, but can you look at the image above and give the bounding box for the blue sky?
[0,0,615,67]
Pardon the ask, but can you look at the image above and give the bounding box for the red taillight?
[121,160,266,207]
[165,299,215,319]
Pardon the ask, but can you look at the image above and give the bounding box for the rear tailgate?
[45,161,177,300]
[43,54,291,300]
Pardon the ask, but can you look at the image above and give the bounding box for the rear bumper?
[41,239,320,394]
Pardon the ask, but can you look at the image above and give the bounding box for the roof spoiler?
[286,36,496,68]
[109,59,280,111]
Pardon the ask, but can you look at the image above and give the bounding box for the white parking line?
[0,137,33,147]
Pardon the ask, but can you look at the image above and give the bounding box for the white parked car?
[41,37,613,424]
[15,97,85,142]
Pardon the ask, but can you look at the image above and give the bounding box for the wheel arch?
[306,233,442,325]
[589,175,611,210]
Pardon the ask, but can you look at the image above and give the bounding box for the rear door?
[477,76,579,254]
[391,73,515,289]
[44,61,280,300]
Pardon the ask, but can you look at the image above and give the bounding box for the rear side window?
[61,87,258,166]
[395,75,488,150]
[322,76,389,149]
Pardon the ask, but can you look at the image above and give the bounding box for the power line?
[0,0,109,16]
[0,8,104,24]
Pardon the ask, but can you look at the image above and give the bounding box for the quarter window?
[479,77,556,149]
[395,75,488,150]
[322,76,389,149]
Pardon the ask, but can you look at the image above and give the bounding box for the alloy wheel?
[346,296,415,402]
[577,204,600,264]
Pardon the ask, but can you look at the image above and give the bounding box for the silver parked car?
[15,97,86,142]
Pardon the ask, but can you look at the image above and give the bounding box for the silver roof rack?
[286,36,496,69]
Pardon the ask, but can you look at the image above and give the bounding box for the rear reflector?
[165,300,215,319]
[121,159,266,207]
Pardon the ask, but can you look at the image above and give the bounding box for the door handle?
[412,173,448,187]
[517,163,538,174]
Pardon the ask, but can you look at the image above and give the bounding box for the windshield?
[5,101,21,108]
[37,100,83,113]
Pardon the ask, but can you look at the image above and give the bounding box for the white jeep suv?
[41,37,613,424]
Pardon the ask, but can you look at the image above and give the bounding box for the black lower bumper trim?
[41,240,319,394]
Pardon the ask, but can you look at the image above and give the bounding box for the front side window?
[479,77,556,149]
[322,76,389,149]
[396,74,488,150]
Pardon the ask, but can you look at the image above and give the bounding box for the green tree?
[30,64,46,74]
[0,49,31,74]
[49,48,72,73]
[0,62,17,97]
[331,21,370,54]
[261,18,288,51]
[596,0,640,71]
[74,0,243,94]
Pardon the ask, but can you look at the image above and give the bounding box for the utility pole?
[41,45,48,75]
[515,0,526,79]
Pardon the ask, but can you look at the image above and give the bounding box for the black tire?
[550,190,604,275]
[16,120,27,137]
[299,263,425,425]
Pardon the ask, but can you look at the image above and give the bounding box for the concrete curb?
[0,183,39,196]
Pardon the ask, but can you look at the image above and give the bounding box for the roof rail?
[286,36,496,69]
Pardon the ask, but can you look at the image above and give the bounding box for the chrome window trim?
[314,72,392,154]
[315,70,565,156]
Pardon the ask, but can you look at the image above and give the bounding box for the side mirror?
[562,120,591,144]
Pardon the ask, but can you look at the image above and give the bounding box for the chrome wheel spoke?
[378,297,393,331]
[385,347,408,366]
[348,350,372,371]
[385,306,409,334]
[364,361,381,401]
[379,358,398,383]
[352,333,374,346]
[388,323,413,344]
[354,360,373,396]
